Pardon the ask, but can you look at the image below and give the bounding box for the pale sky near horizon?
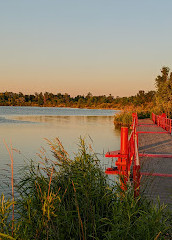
[0,0,172,97]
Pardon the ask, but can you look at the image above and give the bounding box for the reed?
[0,138,171,239]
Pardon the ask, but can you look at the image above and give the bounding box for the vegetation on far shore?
[0,139,171,240]
[0,90,155,110]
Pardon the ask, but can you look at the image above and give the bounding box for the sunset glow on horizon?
[1,1,172,97]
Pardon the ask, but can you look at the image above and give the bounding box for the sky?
[0,0,172,97]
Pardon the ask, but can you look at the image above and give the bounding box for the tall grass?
[0,138,171,239]
[114,110,151,127]
[114,111,133,127]
[0,194,15,240]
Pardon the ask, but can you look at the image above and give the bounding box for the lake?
[0,106,121,195]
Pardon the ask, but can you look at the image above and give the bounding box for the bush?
[114,111,133,127]
[114,110,152,128]
[137,110,151,119]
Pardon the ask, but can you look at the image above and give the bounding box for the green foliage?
[0,194,15,238]
[155,66,172,117]
[16,139,113,239]
[102,190,169,240]
[137,110,151,119]
[0,139,171,239]
[0,90,155,109]
[114,111,133,127]
[114,110,151,127]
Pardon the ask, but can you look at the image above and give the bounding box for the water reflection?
[0,115,121,195]
[10,115,116,124]
[0,106,118,116]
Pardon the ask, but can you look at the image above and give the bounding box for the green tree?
[155,66,172,117]
[38,92,44,106]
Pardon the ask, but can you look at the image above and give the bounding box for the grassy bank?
[0,139,171,239]
[114,110,151,127]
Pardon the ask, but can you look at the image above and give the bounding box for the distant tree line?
[0,89,155,109]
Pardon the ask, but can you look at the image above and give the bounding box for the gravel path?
[137,119,172,208]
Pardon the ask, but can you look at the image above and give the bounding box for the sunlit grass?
[114,111,133,127]
[114,110,151,127]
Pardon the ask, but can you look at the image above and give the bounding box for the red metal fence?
[152,112,172,134]
[105,112,172,197]
[105,113,140,197]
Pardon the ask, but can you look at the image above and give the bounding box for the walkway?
[137,119,172,207]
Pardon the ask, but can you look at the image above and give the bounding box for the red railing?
[105,112,172,196]
[152,113,172,134]
[105,113,140,197]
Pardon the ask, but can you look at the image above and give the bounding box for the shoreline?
[0,105,121,111]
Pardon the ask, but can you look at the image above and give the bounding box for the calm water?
[0,106,121,195]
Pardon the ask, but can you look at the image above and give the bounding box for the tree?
[155,67,172,117]
[38,92,44,106]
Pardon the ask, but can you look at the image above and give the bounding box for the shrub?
[137,110,151,119]
[114,110,152,128]
[114,111,133,127]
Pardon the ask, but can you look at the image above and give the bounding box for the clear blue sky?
[0,0,172,97]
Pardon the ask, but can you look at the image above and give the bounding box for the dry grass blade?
[154,231,161,240]
[44,137,71,164]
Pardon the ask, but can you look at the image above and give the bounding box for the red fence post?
[121,127,128,156]
[119,127,128,190]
